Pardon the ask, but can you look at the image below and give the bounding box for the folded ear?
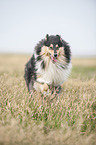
[56,34,60,39]
[45,34,49,41]
[56,34,62,42]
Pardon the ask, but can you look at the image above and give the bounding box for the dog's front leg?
[34,82,49,93]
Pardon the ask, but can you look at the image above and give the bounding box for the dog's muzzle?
[51,53,58,62]
[54,53,57,58]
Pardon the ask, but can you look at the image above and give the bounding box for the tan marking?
[40,46,66,63]
[56,44,58,48]
[41,83,49,91]
[40,46,49,56]
[58,47,64,55]
[57,47,66,64]
[50,44,53,48]
[56,50,59,55]
[49,47,64,57]
[49,49,54,56]
[40,46,51,67]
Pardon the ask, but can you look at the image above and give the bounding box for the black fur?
[35,40,44,55]
[36,55,42,61]
[62,40,71,63]
[41,60,46,69]
[24,54,36,91]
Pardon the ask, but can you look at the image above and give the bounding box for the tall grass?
[0,54,96,145]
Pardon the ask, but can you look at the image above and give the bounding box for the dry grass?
[0,54,96,145]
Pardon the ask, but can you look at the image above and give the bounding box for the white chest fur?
[36,60,72,86]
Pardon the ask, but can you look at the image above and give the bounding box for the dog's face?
[40,34,66,63]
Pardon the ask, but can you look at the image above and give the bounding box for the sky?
[0,0,96,56]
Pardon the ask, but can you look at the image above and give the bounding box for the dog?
[24,34,72,93]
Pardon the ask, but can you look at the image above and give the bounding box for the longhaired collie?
[24,34,72,93]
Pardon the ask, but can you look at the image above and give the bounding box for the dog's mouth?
[49,53,57,62]
[51,56,57,62]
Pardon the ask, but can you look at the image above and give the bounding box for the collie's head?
[35,34,71,65]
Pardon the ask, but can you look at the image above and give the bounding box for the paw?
[41,83,49,92]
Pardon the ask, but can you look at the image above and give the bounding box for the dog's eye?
[56,44,59,49]
[49,44,53,49]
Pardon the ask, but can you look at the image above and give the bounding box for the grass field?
[0,54,96,145]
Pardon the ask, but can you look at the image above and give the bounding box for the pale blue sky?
[0,0,96,56]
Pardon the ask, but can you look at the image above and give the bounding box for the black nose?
[54,53,57,57]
